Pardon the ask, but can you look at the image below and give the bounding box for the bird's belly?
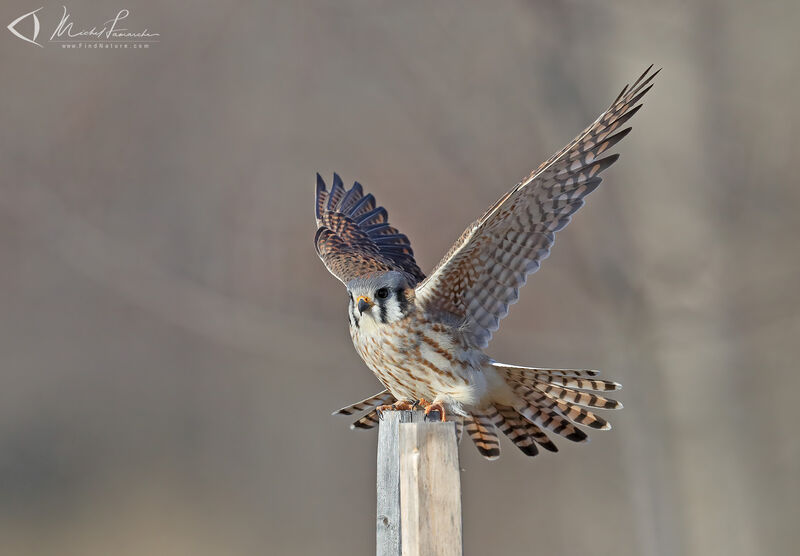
[349,320,487,407]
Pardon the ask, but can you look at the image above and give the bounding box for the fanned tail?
[331,361,621,461]
[466,361,625,459]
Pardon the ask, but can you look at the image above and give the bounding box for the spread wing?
[314,173,425,285]
[416,66,659,348]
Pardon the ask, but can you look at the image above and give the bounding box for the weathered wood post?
[376,410,462,556]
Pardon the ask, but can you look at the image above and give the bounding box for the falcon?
[315,66,658,459]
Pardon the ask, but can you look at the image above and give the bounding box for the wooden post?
[377,411,422,555]
[377,410,462,556]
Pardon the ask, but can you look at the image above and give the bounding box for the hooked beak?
[356,296,373,314]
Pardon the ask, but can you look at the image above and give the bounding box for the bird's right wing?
[416,66,659,348]
[315,174,425,285]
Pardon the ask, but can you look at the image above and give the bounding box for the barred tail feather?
[521,418,559,452]
[533,382,622,409]
[332,390,394,416]
[464,412,501,460]
[493,405,539,456]
[494,362,621,392]
[515,397,589,443]
[492,362,601,378]
[351,409,381,430]
[548,376,620,392]
[331,390,395,430]
[520,387,610,430]
[517,373,622,392]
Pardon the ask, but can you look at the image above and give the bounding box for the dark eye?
[375,288,389,299]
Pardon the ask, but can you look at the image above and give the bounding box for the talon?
[424,402,447,422]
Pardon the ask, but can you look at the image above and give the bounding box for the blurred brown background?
[1,1,798,555]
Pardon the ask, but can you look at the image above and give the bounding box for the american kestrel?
[315,67,658,459]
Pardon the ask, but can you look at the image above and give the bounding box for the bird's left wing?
[315,173,425,285]
[416,66,659,348]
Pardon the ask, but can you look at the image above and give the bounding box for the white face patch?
[377,290,406,323]
[355,308,382,333]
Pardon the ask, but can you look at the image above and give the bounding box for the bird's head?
[346,271,415,327]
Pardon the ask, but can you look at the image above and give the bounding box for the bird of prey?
[315,66,657,459]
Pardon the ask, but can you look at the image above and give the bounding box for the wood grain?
[399,414,462,556]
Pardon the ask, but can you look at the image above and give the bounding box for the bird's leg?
[376,400,415,412]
